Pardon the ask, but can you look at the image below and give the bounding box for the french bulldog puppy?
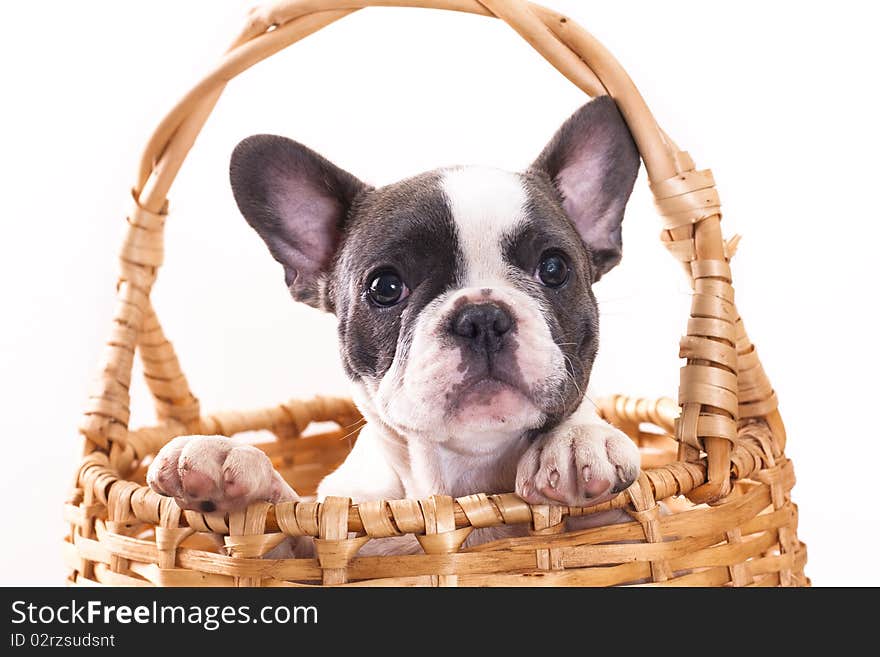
[147,96,642,555]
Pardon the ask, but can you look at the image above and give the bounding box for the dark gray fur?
[332,173,460,381]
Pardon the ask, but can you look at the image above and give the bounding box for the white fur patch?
[441,167,528,286]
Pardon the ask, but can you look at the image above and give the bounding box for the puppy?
[147,96,642,555]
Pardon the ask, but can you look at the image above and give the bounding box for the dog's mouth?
[444,373,539,425]
[456,377,527,403]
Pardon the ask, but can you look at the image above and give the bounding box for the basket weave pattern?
[66,0,807,587]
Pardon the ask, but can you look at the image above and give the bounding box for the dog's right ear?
[530,96,640,282]
[230,135,369,309]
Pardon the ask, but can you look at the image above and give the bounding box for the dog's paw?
[147,435,295,513]
[516,421,640,506]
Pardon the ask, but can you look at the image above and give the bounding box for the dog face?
[230,97,640,451]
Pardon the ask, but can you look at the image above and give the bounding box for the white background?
[1,0,878,586]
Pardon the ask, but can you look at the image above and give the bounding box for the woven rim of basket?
[77,0,786,537]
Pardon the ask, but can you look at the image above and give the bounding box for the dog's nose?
[451,303,513,352]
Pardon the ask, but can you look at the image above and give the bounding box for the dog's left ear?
[531,96,641,281]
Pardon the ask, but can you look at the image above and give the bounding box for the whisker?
[594,297,641,304]
[582,394,599,410]
[339,418,367,442]
[593,310,639,317]
[341,416,366,431]
[562,354,582,397]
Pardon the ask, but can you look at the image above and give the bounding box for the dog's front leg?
[147,426,416,558]
[515,401,640,508]
[147,435,302,556]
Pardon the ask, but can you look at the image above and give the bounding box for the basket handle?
[81,0,784,504]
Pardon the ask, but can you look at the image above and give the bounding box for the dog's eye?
[366,270,410,307]
[536,253,570,288]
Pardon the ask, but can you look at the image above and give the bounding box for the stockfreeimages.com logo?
[11,599,318,632]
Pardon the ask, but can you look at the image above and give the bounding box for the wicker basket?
[65,0,808,587]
